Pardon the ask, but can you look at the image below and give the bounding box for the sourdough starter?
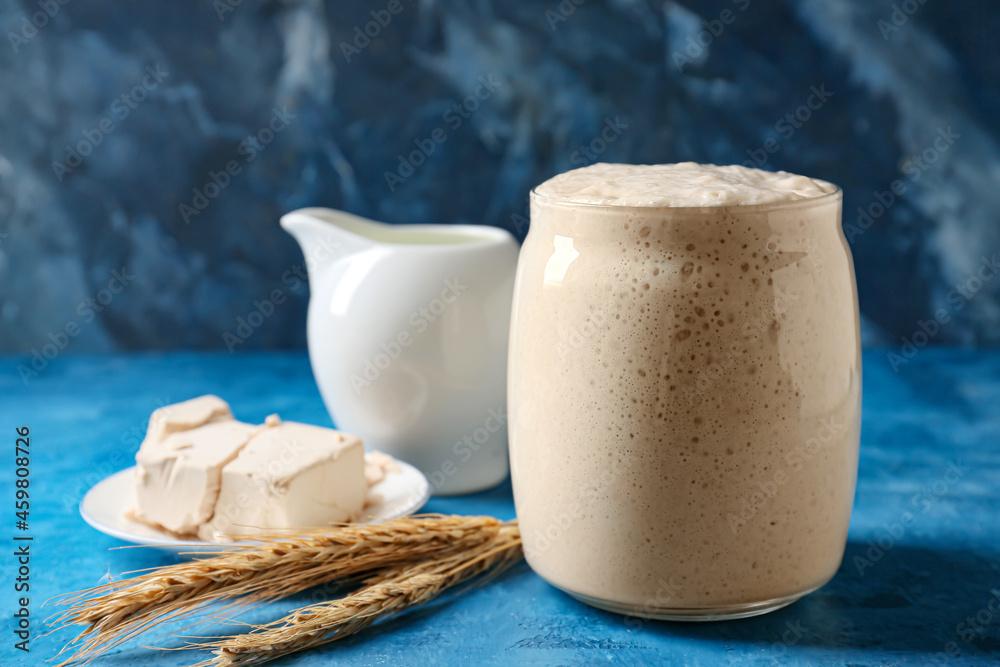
[508,163,861,618]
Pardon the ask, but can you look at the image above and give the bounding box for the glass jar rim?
[529,183,843,213]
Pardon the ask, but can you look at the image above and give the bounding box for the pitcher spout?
[279,207,378,282]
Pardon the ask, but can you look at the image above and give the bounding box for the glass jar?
[508,185,860,620]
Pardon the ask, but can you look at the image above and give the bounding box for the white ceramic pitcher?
[281,207,519,495]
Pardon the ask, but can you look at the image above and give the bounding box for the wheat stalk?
[50,515,503,666]
[196,524,523,666]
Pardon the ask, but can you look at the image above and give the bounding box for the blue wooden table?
[1,348,998,666]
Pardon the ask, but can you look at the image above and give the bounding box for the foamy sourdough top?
[533,162,837,207]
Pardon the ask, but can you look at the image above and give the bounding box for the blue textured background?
[1,0,999,353]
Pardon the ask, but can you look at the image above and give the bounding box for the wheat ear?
[196,524,523,666]
[51,515,501,666]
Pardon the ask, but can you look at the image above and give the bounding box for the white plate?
[80,456,431,556]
